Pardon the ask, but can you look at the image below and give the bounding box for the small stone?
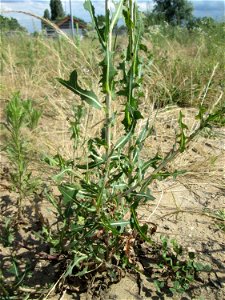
[109,295,118,299]
[187,247,196,253]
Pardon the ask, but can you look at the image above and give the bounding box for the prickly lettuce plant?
[42,0,225,291]
[2,93,42,221]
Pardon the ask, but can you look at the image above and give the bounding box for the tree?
[43,9,50,20]
[42,9,50,29]
[50,0,65,21]
[142,10,163,28]
[153,0,193,25]
[0,15,27,32]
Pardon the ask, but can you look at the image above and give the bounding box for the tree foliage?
[0,15,27,32]
[43,9,51,20]
[153,0,193,25]
[50,0,65,21]
[42,9,51,29]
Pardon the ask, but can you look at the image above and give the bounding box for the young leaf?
[177,111,188,152]
[110,0,124,31]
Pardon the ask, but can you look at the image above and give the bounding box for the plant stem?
[96,0,114,213]
[105,0,112,156]
[128,0,135,182]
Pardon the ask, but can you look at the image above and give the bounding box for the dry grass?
[0,24,224,173]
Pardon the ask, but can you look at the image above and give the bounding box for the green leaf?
[195,104,207,121]
[110,220,130,227]
[123,9,134,31]
[140,43,148,52]
[64,254,88,278]
[193,262,211,272]
[9,258,19,278]
[58,70,102,110]
[109,220,129,233]
[101,214,120,236]
[113,127,133,150]
[46,192,60,210]
[133,120,152,164]
[43,155,60,167]
[130,191,155,201]
[77,160,104,170]
[172,169,186,179]
[52,168,76,183]
[177,111,188,152]
[71,224,84,232]
[122,102,143,132]
[154,280,164,293]
[75,266,89,277]
[130,206,152,243]
[205,106,225,125]
[141,154,162,173]
[171,239,183,256]
[135,119,150,145]
[58,184,79,205]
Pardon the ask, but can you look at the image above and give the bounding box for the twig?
[147,188,164,221]
[157,209,225,221]
[43,272,65,300]
[201,63,219,106]
[59,289,67,300]
[18,287,37,293]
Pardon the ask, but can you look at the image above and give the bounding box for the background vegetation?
[0,15,27,32]
[1,16,224,109]
[151,0,193,25]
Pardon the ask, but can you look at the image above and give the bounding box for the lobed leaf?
[58,70,102,110]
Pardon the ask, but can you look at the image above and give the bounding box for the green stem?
[105,0,112,156]
[127,0,135,182]
[13,130,25,219]
[96,0,113,214]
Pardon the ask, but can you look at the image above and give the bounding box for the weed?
[0,217,15,247]
[153,236,211,295]
[1,92,42,221]
[0,256,31,298]
[205,209,225,232]
[216,222,225,232]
